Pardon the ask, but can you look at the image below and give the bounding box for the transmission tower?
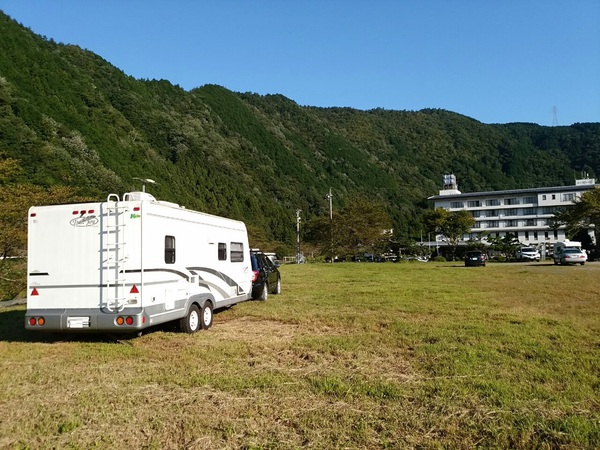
[552,106,559,126]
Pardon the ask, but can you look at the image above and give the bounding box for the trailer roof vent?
[124,192,157,202]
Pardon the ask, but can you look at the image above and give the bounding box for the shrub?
[433,256,447,262]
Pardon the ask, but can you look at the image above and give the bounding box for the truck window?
[218,243,227,261]
[230,242,244,262]
[165,236,176,264]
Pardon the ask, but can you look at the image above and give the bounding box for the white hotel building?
[428,175,598,255]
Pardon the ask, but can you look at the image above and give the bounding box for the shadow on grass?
[0,305,229,344]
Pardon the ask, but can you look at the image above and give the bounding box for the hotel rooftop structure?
[428,175,598,252]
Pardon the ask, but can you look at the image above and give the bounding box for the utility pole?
[296,209,302,264]
[325,188,333,262]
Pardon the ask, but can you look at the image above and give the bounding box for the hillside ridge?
[1,10,599,248]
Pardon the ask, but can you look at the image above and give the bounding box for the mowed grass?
[0,261,598,449]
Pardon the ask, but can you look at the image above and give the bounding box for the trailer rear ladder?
[102,194,128,312]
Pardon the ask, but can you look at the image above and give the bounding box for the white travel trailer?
[552,240,586,265]
[25,192,253,334]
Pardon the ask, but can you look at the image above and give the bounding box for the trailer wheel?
[180,304,200,333]
[201,302,213,330]
[272,277,281,295]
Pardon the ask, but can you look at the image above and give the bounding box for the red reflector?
[88,210,94,214]
[29,318,36,326]
[130,285,139,294]
[31,288,39,296]
[30,213,37,217]
[125,316,134,325]
[133,207,140,211]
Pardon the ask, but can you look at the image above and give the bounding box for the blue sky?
[1,1,599,126]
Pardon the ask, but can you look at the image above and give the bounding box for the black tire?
[272,276,281,295]
[258,283,268,301]
[201,302,213,330]
[179,304,200,333]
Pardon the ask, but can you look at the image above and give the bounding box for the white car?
[516,247,541,262]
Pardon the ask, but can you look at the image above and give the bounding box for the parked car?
[516,247,541,262]
[250,251,281,300]
[464,251,486,267]
[556,248,587,265]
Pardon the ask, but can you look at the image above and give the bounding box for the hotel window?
[488,209,499,217]
[450,201,464,208]
[505,198,519,205]
[522,208,536,215]
[505,220,518,227]
[545,231,549,240]
[488,221,499,228]
[471,211,481,218]
[562,193,575,202]
[542,195,547,200]
[523,196,536,204]
[504,208,518,216]
[533,231,538,240]
[525,219,536,227]
[467,200,482,207]
[486,199,500,206]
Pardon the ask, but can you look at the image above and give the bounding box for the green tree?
[304,195,392,258]
[422,208,475,259]
[486,233,521,259]
[553,188,600,242]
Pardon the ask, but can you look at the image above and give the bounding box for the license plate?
[67,317,90,328]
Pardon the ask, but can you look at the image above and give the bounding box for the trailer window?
[218,243,227,261]
[230,242,244,262]
[165,236,176,264]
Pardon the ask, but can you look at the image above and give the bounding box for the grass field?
[0,261,599,449]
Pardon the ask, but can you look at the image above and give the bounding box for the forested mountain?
[1,11,599,250]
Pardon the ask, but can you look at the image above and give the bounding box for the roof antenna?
[133,177,157,192]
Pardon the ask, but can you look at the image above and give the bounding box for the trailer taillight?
[29,317,45,326]
[252,270,259,283]
[116,316,136,326]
